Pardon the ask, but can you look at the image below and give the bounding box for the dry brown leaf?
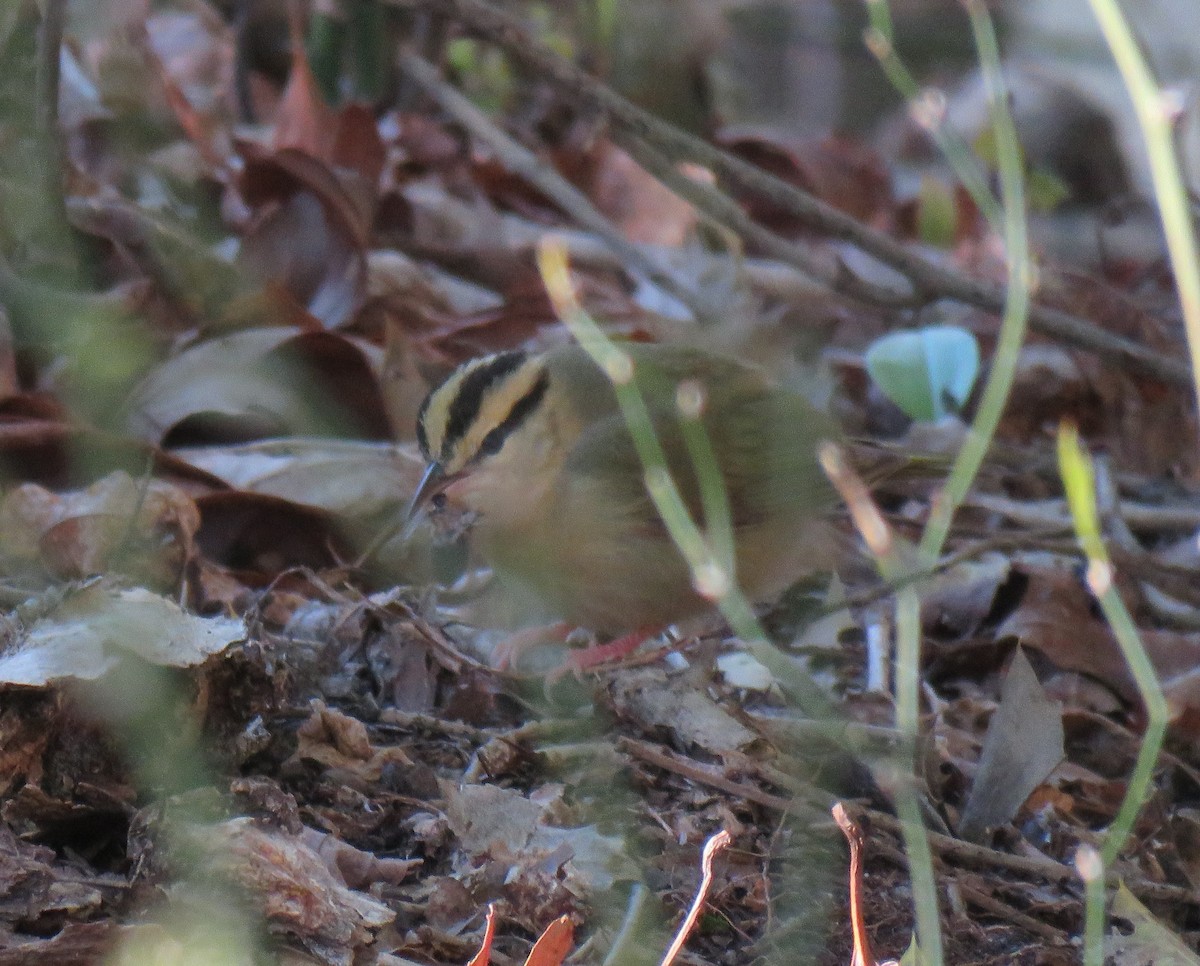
[920,554,1011,641]
[288,703,413,789]
[589,143,707,247]
[1107,882,1200,965]
[0,471,200,584]
[193,490,348,576]
[994,564,1135,703]
[128,327,390,444]
[237,190,365,329]
[958,648,1065,841]
[0,585,245,687]
[177,438,422,519]
[443,783,632,892]
[242,138,375,246]
[208,818,394,965]
[0,921,122,965]
[715,128,894,231]
[297,826,418,889]
[271,19,335,162]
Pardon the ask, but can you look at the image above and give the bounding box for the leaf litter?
[0,4,1199,966]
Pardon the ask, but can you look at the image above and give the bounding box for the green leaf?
[865,325,980,422]
[1028,167,1071,213]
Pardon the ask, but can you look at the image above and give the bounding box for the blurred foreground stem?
[1086,0,1200,407]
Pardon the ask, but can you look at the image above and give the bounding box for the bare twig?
[396,50,716,323]
[619,736,824,818]
[614,132,919,308]
[34,0,68,232]
[843,803,1200,907]
[390,0,1193,387]
[969,492,1200,532]
[35,0,64,142]
[956,877,1072,945]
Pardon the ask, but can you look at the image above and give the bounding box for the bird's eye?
[479,427,507,457]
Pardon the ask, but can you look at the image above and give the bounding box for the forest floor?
[1,3,1199,965]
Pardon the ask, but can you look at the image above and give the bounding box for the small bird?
[409,343,839,663]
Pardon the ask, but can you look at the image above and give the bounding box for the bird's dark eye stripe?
[415,394,431,459]
[443,351,528,450]
[476,369,550,459]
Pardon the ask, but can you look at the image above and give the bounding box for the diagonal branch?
[396,50,717,321]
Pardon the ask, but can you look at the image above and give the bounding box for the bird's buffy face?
[412,351,556,529]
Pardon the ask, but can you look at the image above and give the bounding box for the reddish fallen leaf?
[0,470,200,585]
[589,142,708,247]
[465,904,498,966]
[660,827,731,966]
[833,804,898,966]
[240,143,374,250]
[272,13,335,162]
[331,102,387,188]
[715,128,894,233]
[523,916,574,966]
[471,157,565,223]
[237,187,365,328]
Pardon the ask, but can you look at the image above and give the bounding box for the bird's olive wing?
[564,385,836,533]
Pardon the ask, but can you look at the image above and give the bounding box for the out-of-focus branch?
[35,0,68,230]
[613,132,919,308]
[388,0,1192,388]
[396,49,716,322]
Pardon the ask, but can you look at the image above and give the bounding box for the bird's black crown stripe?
[443,351,528,452]
[415,393,431,459]
[476,368,550,459]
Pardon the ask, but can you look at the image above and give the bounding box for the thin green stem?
[1058,425,1167,866]
[1092,581,1168,864]
[1086,0,1200,405]
[897,783,944,966]
[918,0,1030,562]
[678,404,736,577]
[863,1,1001,229]
[865,7,1030,965]
[894,586,922,741]
[1077,846,1105,966]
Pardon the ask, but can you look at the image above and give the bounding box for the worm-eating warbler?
[409,343,839,642]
